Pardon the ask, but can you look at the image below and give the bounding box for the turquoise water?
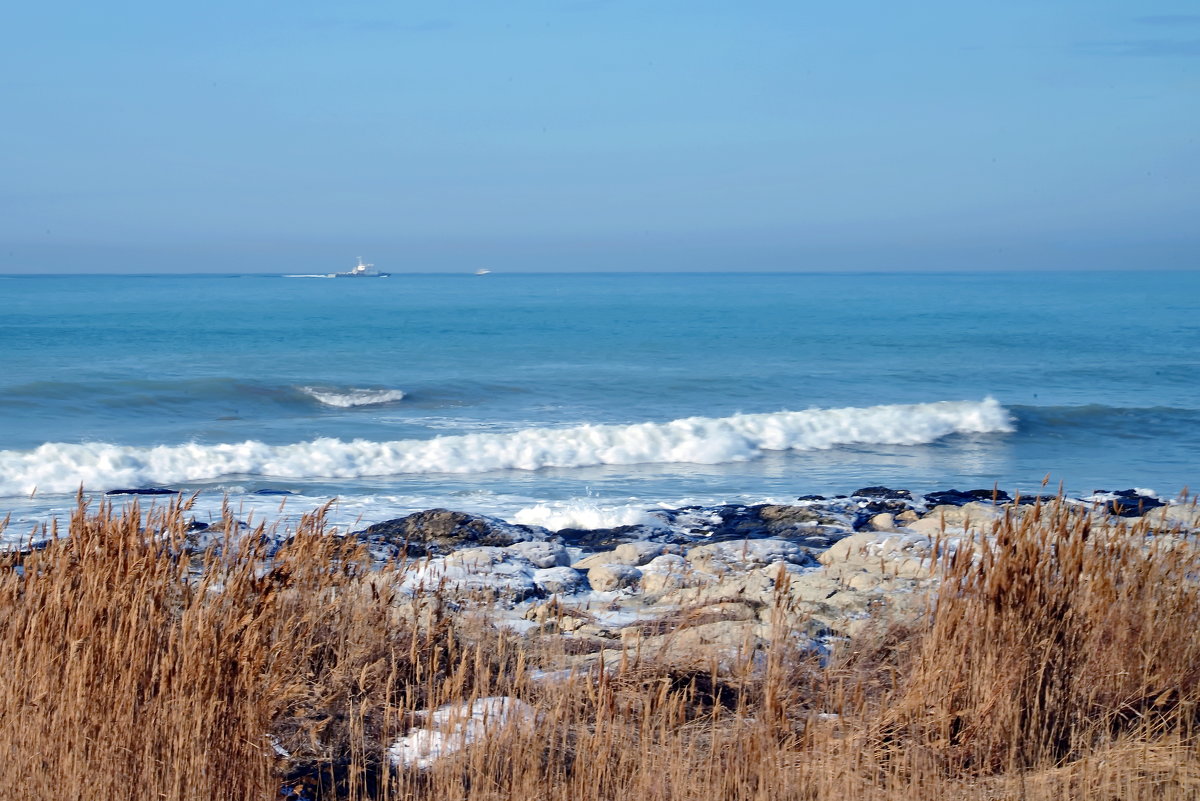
[0,271,1196,534]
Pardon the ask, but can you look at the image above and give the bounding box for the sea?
[0,271,1196,543]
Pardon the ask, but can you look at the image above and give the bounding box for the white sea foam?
[300,386,407,408]
[0,399,1013,496]
[513,500,659,532]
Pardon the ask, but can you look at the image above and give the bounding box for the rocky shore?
[316,487,1198,673]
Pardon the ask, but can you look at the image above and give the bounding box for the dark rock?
[661,504,828,543]
[186,520,210,532]
[967,488,1011,502]
[796,494,826,501]
[105,487,178,496]
[852,486,912,500]
[353,509,544,558]
[1013,495,1064,506]
[1100,493,1165,517]
[923,488,1011,506]
[252,488,294,496]
[556,525,652,550]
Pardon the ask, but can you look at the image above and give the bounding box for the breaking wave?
[513,500,661,532]
[299,386,407,408]
[0,399,1012,496]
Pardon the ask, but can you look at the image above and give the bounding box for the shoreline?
[3,485,1198,798]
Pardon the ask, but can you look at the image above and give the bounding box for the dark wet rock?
[185,520,210,533]
[1012,495,1065,506]
[252,488,294,496]
[105,487,178,496]
[852,486,912,500]
[796,494,826,501]
[353,509,545,558]
[924,489,1011,507]
[660,504,831,543]
[1099,493,1165,517]
[556,524,654,550]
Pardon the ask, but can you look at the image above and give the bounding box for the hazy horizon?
[3,1,1197,274]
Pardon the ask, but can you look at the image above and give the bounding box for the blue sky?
[1,1,1197,272]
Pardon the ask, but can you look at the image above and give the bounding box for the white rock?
[587,563,643,592]
[506,541,570,569]
[531,566,588,595]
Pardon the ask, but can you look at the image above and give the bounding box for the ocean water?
[0,271,1196,539]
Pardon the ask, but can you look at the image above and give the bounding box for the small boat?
[474,269,492,276]
[328,258,390,278]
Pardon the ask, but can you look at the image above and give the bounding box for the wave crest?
[0,399,1012,496]
[300,386,407,408]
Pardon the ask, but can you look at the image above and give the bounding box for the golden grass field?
[1,494,1197,800]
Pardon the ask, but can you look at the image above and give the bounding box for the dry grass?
[0,494,1198,799]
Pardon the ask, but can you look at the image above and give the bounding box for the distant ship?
[475,269,492,276]
[329,258,390,278]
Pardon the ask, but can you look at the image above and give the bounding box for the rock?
[923,488,1011,506]
[896,509,920,524]
[846,572,882,591]
[904,502,1000,536]
[639,554,694,594]
[686,539,815,575]
[783,572,843,603]
[531,566,588,595]
[572,543,683,570]
[1013,495,1065,506]
[572,549,629,570]
[818,532,879,566]
[506,541,570,568]
[403,549,540,602]
[555,525,648,550]
[105,487,178,496]
[796,494,826,501]
[251,488,294,496]
[659,571,776,609]
[667,504,824,542]
[613,542,683,566]
[869,513,896,531]
[1095,491,1165,517]
[587,564,643,592]
[645,619,760,662]
[853,486,912,500]
[1143,504,1200,530]
[356,509,544,558]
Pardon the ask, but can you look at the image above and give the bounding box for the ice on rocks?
[505,541,570,568]
[532,566,588,595]
[686,538,812,575]
[388,697,537,770]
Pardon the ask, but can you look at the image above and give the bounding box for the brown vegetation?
[0,494,1197,799]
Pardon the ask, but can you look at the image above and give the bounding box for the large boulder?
[587,564,643,592]
[355,509,545,558]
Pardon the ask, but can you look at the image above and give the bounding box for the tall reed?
[0,494,1196,799]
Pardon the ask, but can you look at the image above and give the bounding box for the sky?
[1,1,1198,273]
